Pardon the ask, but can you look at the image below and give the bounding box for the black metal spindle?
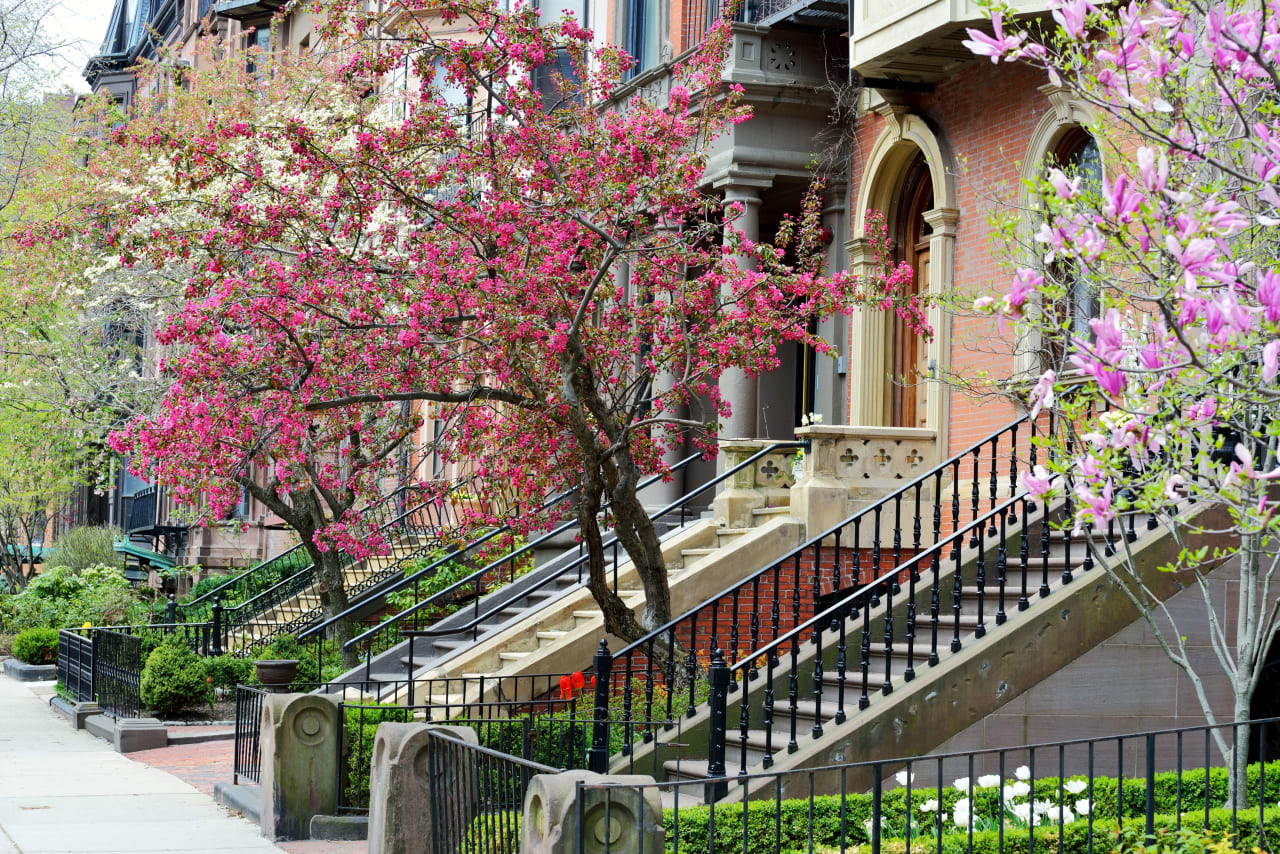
[858,596,872,710]
[1008,424,1020,524]
[970,451,982,546]
[988,438,1000,536]
[996,502,1008,625]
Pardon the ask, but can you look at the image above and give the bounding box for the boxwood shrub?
[12,627,58,664]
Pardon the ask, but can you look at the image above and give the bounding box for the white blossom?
[1075,798,1092,816]
[1014,765,1031,781]
[953,776,971,791]
[1064,779,1088,795]
[895,770,915,786]
[977,774,1002,788]
[919,798,939,813]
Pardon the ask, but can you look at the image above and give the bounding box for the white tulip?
[952,807,972,828]
[1010,802,1032,823]
[953,776,971,791]
[919,798,939,813]
[1064,780,1088,795]
[1060,807,1075,824]
[1003,781,1031,801]
[1015,765,1032,781]
[895,770,915,786]
[1075,798,1092,816]
[977,775,1002,789]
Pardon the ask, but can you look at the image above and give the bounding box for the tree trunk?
[313,547,358,670]
[607,446,672,633]
[577,466,648,643]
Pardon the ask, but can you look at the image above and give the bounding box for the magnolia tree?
[103,0,920,659]
[967,0,1280,803]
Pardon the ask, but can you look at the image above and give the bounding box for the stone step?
[751,507,793,521]
[497,651,531,663]
[679,548,719,568]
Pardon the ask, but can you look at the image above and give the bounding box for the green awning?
[113,540,177,569]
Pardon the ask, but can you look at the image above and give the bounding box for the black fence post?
[872,764,883,854]
[706,648,729,804]
[166,594,177,625]
[211,597,224,656]
[1145,732,1157,842]
[588,640,611,773]
[89,629,99,702]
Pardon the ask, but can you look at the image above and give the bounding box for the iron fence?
[93,628,144,719]
[576,717,1280,854]
[57,629,95,703]
[337,698,591,813]
[423,728,561,854]
[234,685,266,784]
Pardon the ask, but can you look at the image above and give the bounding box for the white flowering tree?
[966,0,1280,805]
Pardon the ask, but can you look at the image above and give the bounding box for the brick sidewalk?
[128,730,368,854]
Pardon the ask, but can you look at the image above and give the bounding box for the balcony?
[851,0,1051,83]
[213,0,288,22]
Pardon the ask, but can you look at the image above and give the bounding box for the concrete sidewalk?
[0,674,286,854]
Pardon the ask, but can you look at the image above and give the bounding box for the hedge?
[662,772,1280,854]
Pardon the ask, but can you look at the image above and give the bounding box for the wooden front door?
[888,153,933,429]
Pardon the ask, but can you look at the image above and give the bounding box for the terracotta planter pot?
[254,658,299,692]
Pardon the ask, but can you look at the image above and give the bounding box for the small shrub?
[45,527,124,573]
[203,654,255,690]
[185,573,237,603]
[0,631,14,656]
[12,627,58,664]
[140,638,211,716]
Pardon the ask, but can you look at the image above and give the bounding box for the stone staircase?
[584,414,1196,807]
[353,509,804,705]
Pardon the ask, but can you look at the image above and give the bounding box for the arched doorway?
[888,152,933,428]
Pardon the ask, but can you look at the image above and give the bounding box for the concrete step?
[751,507,793,521]
[679,548,719,568]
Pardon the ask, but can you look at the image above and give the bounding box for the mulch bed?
[145,698,237,723]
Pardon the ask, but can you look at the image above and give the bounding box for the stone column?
[718,183,766,441]
[844,236,889,426]
[521,770,664,854]
[922,207,959,451]
[813,180,850,426]
[259,692,341,841]
[367,723,479,854]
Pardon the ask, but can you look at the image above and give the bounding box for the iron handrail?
[731,484,1038,671]
[220,486,451,621]
[383,442,805,645]
[181,484,416,614]
[339,451,712,649]
[609,417,1030,661]
[302,482,585,643]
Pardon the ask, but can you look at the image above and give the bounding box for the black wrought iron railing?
[348,444,802,684]
[577,717,1280,854]
[57,628,95,704]
[124,484,160,534]
[216,479,494,656]
[422,729,562,854]
[336,698,591,813]
[93,628,144,719]
[592,414,1042,770]
[297,481,583,647]
[178,485,422,624]
[233,685,266,784]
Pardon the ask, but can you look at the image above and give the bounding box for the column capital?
[922,206,960,237]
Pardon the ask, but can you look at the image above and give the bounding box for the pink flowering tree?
[103,1,921,659]
[968,0,1280,801]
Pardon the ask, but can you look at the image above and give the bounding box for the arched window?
[888,151,933,428]
[1052,128,1103,341]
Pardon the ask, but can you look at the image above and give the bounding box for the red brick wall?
[847,61,1056,457]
